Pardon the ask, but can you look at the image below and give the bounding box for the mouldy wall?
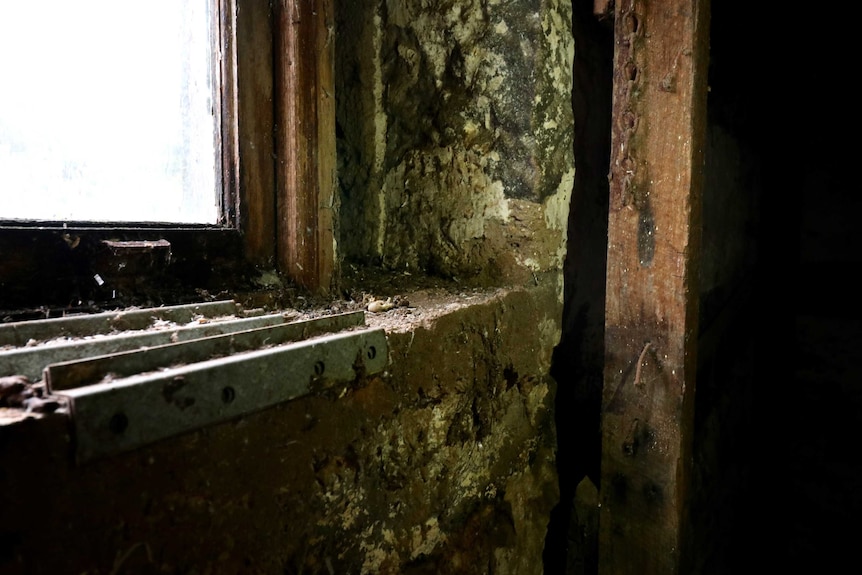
[0,285,560,575]
[336,0,574,285]
[330,2,574,568]
[1,1,573,573]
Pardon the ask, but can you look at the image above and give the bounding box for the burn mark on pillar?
[637,201,655,265]
[641,479,664,506]
[610,472,628,504]
[622,417,657,457]
[622,418,641,456]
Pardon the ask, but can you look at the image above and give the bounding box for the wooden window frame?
[0,0,335,314]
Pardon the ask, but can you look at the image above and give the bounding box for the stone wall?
[0,1,575,574]
[0,284,561,575]
[336,0,574,285]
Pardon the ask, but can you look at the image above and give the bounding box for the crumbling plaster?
[337,0,574,285]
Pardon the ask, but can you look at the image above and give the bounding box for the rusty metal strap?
[56,327,387,463]
[1,301,388,463]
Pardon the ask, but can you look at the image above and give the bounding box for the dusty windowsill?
[0,268,532,428]
[275,265,522,334]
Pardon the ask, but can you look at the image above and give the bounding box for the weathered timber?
[237,0,277,265]
[315,0,336,294]
[599,0,710,573]
[275,0,336,294]
[217,0,240,228]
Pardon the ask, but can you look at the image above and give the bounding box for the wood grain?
[236,0,276,266]
[599,0,710,572]
[275,0,336,294]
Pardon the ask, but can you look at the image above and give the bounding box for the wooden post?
[599,0,709,573]
[315,0,336,294]
[236,0,276,267]
[275,0,336,294]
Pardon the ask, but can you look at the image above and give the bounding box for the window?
[0,0,336,313]
[0,0,220,224]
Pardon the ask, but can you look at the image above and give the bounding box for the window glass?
[0,0,219,224]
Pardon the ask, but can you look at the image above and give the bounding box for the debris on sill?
[1,270,515,387]
[365,295,411,314]
[0,374,66,414]
[0,280,517,432]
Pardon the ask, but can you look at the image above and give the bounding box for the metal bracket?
[57,327,387,463]
[0,301,389,463]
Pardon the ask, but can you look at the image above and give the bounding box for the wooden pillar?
[236,0,276,267]
[275,0,336,294]
[598,0,709,573]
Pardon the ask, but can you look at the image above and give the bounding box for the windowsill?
[0,267,559,431]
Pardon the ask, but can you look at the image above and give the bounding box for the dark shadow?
[543,2,612,573]
[698,3,859,572]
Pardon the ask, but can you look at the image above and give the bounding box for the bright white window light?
[0,0,219,224]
